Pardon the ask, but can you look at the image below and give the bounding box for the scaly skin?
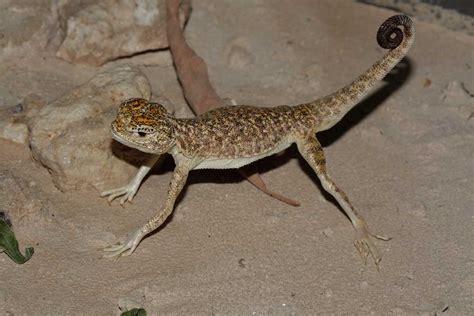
[103,15,414,265]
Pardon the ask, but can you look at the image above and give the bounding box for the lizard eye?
[130,125,156,136]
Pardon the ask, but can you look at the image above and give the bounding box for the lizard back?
[173,105,305,159]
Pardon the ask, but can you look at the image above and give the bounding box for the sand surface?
[0,0,473,314]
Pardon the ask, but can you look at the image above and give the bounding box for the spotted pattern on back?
[173,105,314,158]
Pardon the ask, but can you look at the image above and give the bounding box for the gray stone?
[28,65,152,192]
[0,95,44,145]
[322,227,334,238]
[56,0,190,66]
[0,1,53,53]
[0,120,29,144]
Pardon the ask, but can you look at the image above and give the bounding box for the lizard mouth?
[110,125,157,154]
[111,132,157,154]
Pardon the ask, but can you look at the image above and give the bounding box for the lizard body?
[103,15,414,265]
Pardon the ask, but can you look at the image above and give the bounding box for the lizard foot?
[353,224,390,267]
[103,228,145,258]
[100,185,138,206]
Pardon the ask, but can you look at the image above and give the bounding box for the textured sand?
[0,0,473,314]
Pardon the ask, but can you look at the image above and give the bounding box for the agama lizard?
[102,15,414,265]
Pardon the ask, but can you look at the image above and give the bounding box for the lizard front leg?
[103,162,190,257]
[101,155,161,205]
[296,135,389,266]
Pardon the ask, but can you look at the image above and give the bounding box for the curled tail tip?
[377,15,414,50]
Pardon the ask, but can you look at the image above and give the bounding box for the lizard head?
[111,98,175,154]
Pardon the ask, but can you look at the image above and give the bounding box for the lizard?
[102,15,414,266]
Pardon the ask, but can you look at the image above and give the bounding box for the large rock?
[28,65,151,192]
[56,0,191,66]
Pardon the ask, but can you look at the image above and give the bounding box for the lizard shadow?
[318,57,413,146]
[110,141,152,168]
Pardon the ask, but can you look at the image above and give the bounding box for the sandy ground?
[1,0,473,314]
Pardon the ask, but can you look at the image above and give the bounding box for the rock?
[117,297,145,315]
[0,95,45,145]
[404,271,415,280]
[323,288,334,298]
[321,227,334,238]
[0,120,29,144]
[390,307,404,314]
[0,1,54,53]
[28,65,152,192]
[56,0,191,66]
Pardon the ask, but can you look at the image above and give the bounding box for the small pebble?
[225,37,254,69]
[323,289,334,298]
[423,78,432,88]
[227,45,253,69]
[390,307,404,314]
[322,227,334,238]
[12,103,24,113]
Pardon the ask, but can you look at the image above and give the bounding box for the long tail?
[307,15,415,132]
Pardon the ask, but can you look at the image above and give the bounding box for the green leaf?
[0,217,34,264]
[121,308,147,316]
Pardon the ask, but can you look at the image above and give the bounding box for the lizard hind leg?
[295,135,389,266]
